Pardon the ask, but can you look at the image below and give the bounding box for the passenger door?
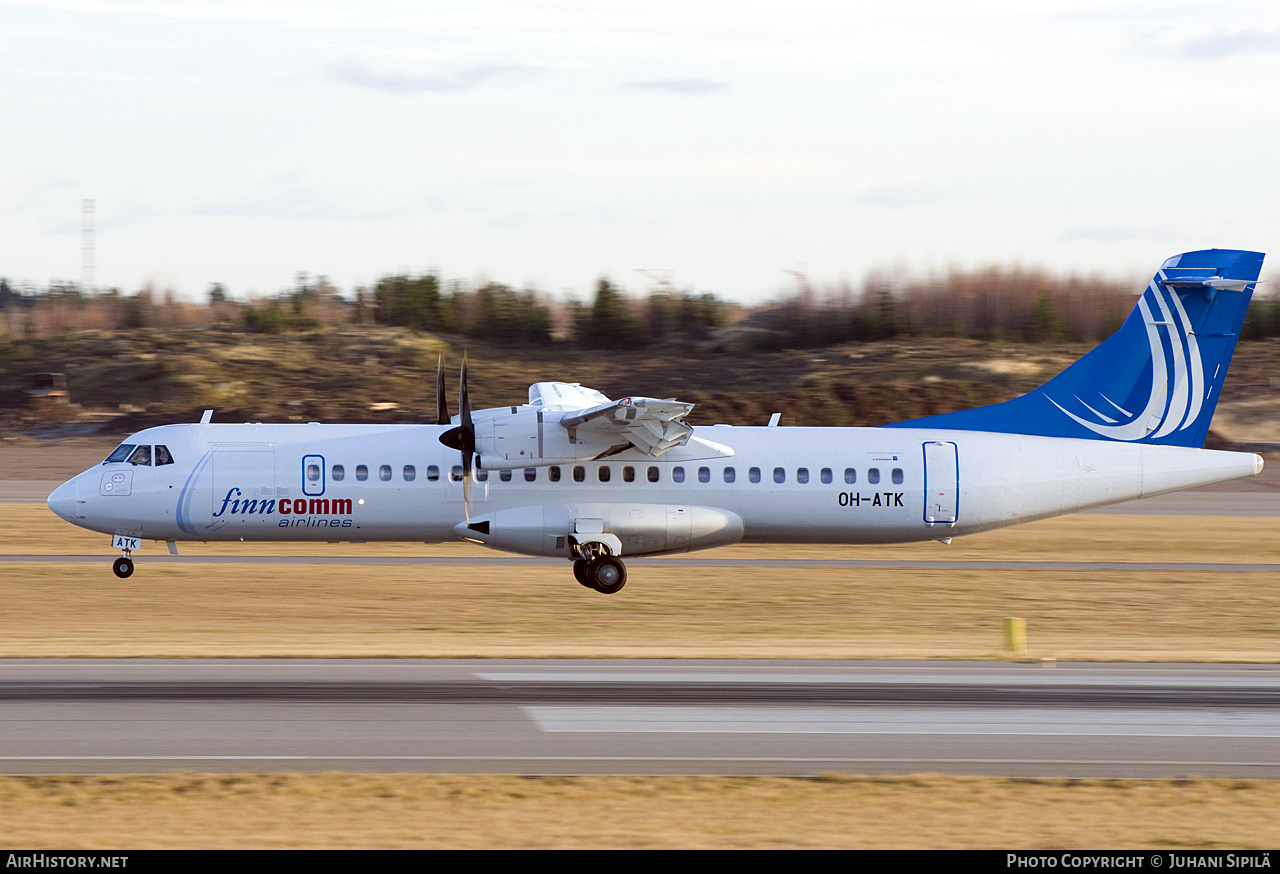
[923,441,958,525]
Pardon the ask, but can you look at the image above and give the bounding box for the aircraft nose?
[47,479,79,522]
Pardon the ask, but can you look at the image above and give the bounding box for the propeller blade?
[435,353,450,425]
[459,357,472,431]
[461,447,472,521]
[459,356,474,520]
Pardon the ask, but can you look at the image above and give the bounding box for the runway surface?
[3,659,1279,777]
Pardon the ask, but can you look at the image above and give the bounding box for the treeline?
[761,268,1141,347]
[0,274,732,347]
[4,268,1280,349]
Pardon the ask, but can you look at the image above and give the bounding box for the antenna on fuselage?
[200,410,213,424]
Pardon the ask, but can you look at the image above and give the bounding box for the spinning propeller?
[437,355,476,518]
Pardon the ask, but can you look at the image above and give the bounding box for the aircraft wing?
[559,396,695,457]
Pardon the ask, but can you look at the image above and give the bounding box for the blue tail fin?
[886,248,1265,447]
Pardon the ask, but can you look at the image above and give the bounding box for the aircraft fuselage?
[47,421,1262,555]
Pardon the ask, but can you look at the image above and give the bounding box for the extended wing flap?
[562,397,695,458]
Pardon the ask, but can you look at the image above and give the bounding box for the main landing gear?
[570,542,628,595]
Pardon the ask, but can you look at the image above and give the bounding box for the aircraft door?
[923,441,958,525]
[205,448,277,533]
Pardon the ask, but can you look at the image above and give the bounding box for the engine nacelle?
[470,407,622,470]
[453,502,745,558]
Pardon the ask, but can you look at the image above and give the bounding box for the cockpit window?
[154,445,174,466]
[127,445,151,466]
[104,444,136,464]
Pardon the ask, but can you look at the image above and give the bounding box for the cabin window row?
[327,464,420,482]
[319,464,907,485]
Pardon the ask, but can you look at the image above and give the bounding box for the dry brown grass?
[2,773,1279,849]
[0,502,1278,659]
[1,561,1276,660]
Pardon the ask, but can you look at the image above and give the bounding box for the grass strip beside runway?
[2,503,1279,659]
[2,773,1278,849]
[1,561,1278,660]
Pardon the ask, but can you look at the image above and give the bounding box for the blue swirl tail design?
[885,248,1264,447]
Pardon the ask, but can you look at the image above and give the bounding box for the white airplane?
[48,248,1266,594]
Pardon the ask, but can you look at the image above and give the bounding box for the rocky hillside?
[3,327,1279,444]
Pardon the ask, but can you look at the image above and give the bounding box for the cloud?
[189,173,359,221]
[852,185,951,209]
[329,59,537,94]
[621,78,727,94]
[1058,226,1174,243]
[0,170,76,214]
[1164,29,1280,61]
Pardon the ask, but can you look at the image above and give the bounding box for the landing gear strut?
[570,540,628,594]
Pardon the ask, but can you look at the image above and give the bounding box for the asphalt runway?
[3,659,1278,778]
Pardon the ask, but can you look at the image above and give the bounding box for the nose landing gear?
[112,555,134,578]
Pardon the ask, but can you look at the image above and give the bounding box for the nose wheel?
[112,556,135,579]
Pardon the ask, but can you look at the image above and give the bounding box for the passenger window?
[623,466,635,483]
[673,466,685,483]
[499,469,512,482]
[797,468,809,484]
[598,466,611,483]
[749,467,761,483]
[573,466,585,483]
[773,467,785,484]
[844,468,856,484]
[403,465,416,482]
[476,469,488,482]
[525,468,537,482]
[820,468,832,484]
[450,465,463,482]
[379,464,392,482]
[427,465,439,482]
[306,462,320,482]
[154,445,174,466]
[892,468,904,485]
[724,467,736,483]
[868,468,881,484]
[332,464,345,481]
[647,466,660,483]
[549,466,561,482]
[356,465,369,482]
[698,467,710,483]
[104,444,136,464]
[128,445,152,466]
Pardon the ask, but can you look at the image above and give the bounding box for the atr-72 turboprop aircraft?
[48,249,1266,594]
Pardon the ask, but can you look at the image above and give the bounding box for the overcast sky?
[3,1,1278,303]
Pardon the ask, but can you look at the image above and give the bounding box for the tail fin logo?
[1047,273,1204,441]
